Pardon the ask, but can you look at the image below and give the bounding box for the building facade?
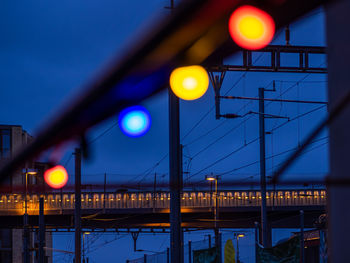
[0,125,53,263]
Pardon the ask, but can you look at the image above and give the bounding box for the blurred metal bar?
[326,0,350,262]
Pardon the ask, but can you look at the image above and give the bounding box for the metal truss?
[208,45,327,74]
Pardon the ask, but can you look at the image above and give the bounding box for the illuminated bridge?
[0,189,326,229]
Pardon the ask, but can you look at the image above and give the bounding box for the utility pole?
[75,148,82,263]
[213,176,221,263]
[254,222,259,263]
[300,210,305,263]
[235,234,240,263]
[153,173,157,212]
[258,88,271,247]
[103,173,107,213]
[168,0,183,261]
[169,85,183,263]
[23,169,30,263]
[38,197,45,263]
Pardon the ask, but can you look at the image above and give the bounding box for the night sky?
[1,1,328,262]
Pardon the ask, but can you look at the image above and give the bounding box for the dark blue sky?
[0,1,327,262]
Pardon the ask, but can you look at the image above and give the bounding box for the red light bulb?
[229,5,275,50]
[44,165,68,189]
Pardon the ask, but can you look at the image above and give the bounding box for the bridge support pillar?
[215,230,222,263]
[74,148,82,263]
[38,197,45,263]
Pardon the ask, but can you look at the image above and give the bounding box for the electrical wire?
[87,122,118,145]
[185,120,228,146]
[189,137,260,179]
[181,53,266,143]
[190,117,252,159]
[268,105,326,133]
[188,103,327,180]
[183,81,275,158]
[218,136,328,176]
[60,122,118,168]
[133,154,168,184]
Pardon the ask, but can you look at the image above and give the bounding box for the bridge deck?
[0,190,326,229]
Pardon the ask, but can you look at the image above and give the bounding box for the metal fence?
[127,231,255,263]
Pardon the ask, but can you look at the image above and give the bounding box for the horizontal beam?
[207,45,327,73]
[220,95,328,105]
[0,208,325,229]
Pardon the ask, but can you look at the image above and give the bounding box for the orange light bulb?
[44,165,68,189]
[229,5,275,50]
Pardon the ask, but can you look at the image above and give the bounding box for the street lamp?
[205,174,220,259]
[23,168,37,263]
[234,233,245,263]
[24,169,37,214]
[205,174,219,225]
[83,232,90,263]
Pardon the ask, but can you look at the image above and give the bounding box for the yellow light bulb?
[238,15,265,40]
[169,65,209,100]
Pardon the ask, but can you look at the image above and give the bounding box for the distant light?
[23,168,37,175]
[237,234,245,238]
[206,175,217,181]
[118,106,151,137]
[44,165,68,189]
[169,65,209,100]
[229,5,275,50]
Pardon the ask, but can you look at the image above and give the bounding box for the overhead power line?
[188,137,259,179]
[219,136,328,176]
[88,122,118,145]
[181,53,266,143]
[190,117,252,159]
[188,104,327,180]
[61,122,118,168]
[220,95,328,105]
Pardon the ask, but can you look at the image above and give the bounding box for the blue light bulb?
[118,106,151,137]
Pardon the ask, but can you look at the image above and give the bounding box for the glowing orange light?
[228,5,275,50]
[44,165,68,189]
